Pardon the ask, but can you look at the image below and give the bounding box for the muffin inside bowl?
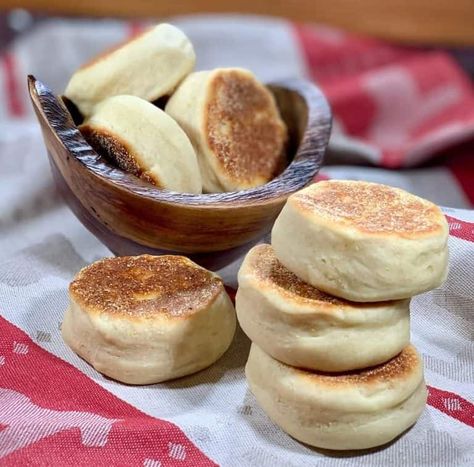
[28,76,331,270]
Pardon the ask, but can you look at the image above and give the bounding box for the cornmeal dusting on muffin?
[295,345,420,385]
[249,245,394,308]
[70,255,222,318]
[205,70,287,185]
[295,181,442,234]
[251,245,346,304]
[80,126,159,186]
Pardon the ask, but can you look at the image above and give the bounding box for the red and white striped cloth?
[0,15,473,466]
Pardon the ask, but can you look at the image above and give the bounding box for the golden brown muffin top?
[79,125,160,186]
[294,180,445,237]
[205,69,287,188]
[69,255,223,320]
[296,345,421,386]
[243,244,392,309]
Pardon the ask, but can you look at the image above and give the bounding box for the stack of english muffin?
[236,180,449,450]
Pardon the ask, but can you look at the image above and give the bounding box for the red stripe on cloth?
[127,21,147,39]
[292,24,379,137]
[292,23,414,85]
[427,385,474,428]
[445,215,474,242]
[292,23,474,169]
[313,173,330,182]
[445,144,474,206]
[381,150,407,168]
[0,316,216,466]
[224,285,236,302]
[1,53,25,117]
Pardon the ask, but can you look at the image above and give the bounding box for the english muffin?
[80,95,202,193]
[165,68,287,192]
[65,23,195,117]
[236,244,410,372]
[62,255,236,384]
[246,343,427,450]
[272,180,449,302]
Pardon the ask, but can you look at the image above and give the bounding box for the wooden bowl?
[28,75,331,270]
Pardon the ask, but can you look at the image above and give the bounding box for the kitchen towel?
[0,15,473,466]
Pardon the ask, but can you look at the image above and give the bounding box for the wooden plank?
[2,0,474,45]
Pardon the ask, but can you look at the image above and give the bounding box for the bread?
[62,255,236,384]
[272,180,449,302]
[246,343,427,450]
[165,68,287,192]
[80,95,202,193]
[64,23,195,117]
[236,244,410,372]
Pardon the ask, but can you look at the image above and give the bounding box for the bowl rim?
[29,75,332,209]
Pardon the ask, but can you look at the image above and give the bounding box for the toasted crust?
[293,180,445,238]
[244,244,395,310]
[79,95,202,193]
[272,345,421,388]
[69,255,223,320]
[204,69,287,188]
[80,125,160,186]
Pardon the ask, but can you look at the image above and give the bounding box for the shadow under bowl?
[28,76,331,270]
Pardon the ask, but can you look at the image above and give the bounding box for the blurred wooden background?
[1,0,473,45]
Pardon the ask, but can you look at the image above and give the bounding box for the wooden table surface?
[1,0,474,46]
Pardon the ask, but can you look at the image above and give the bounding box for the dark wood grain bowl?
[28,75,331,271]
